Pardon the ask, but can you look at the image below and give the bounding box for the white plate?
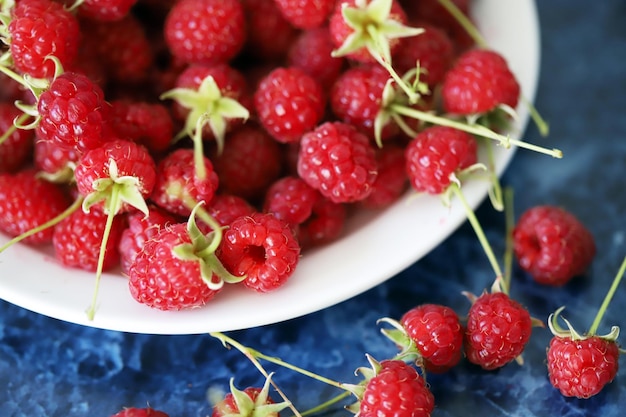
[0,0,540,334]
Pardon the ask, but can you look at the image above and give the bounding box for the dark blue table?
[2,1,626,416]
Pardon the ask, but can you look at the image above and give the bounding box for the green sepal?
[215,375,290,417]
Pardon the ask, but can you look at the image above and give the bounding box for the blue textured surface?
[2,0,626,416]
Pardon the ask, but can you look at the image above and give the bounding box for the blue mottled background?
[2,0,626,416]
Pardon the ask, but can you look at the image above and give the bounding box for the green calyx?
[213,375,290,417]
[342,354,385,415]
[160,75,249,180]
[171,203,245,290]
[332,0,423,63]
[378,317,424,366]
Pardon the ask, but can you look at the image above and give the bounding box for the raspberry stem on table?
[588,255,626,336]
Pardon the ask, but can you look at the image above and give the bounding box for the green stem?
[450,183,503,281]
[300,391,351,417]
[588,256,626,336]
[0,113,27,145]
[437,0,487,47]
[484,139,504,211]
[390,104,562,158]
[0,196,83,253]
[180,194,222,254]
[210,332,303,417]
[502,187,515,294]
[192,128,207,180]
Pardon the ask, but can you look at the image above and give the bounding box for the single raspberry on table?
[464,291,533,370]
[273,0,335,29]
[110,407,169,417]
[0,103,34,174]
[297,121,378,204]
[0,169,71,245]
[441,49,520,115]
[512,205,596,286]
[164,0,246,65]
[404,125,477,195]
[219,212,301,293]
[263,176,319,226]
[400,304,464,373]
[7,0,80,78]
[253,66,325,144]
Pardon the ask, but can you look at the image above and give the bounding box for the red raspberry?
[128,222,223,310]
[273,0,335,29]
[297,122,378,204]
[253,67,325,144]
[212,124,282,201]
[219,212,300,292]
[393,23,455,88]
[151,148,219,217]
[164,0,246,65]
[359,359,434,417]
[400,304,464,373]
[74,139,157,215]
[263,176,319,226]
[405,126,477,195]
[206,194,256,229]
[464,292,533,370]
[241,0,298,61]
[118,204,178,274]
[297,195,346,249]
[0,103,34,174]
[76,0,139,21]
[212,385,277,417]
[442,49,520,115]
[330,65,400,142]
[53,205,125,272]
[8,0,80,78]
[0,169,70,244]
[36,71,111,153]
[287,27,346,90]
[361,144,408,209]
[110,407,169,417]
[547,335,619,399]
[512,205,596,286]
[34,138,81,180]
[109,100,174,154]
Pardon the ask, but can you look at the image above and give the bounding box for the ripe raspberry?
[109,100,174,154]
[274,0,335,29]
[405,126,477,195]
[253,67,325,144]
[151,148,219,217]
[0,169,70,244]
[547,335,619,399]
[360,144,408,209]
[53,205,125,272]
[110,407,169,417]
[330,64,400,142]
[76,0,139,22]
[164,0,246,65]
[34,138,80,181]
[241,0,298,61]
[201,194,256,233]
[212,377,285,417]
[358,359,434,417]
[128,222,223,310]
[118,204,178,274]
[297,195,346,249]
[36,71,111,153]
[287,27,346,90]
[464,291,533,370]
[8,0,80,78]
[219,212,300,292]
[442,49,520,115]
[0,103,34,174]
[297,122,378,204]
[512,205,596,286]
[212,124,282,201]
[400,304,464,373]
[263,176,319,226]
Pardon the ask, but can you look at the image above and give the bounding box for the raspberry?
[241,0,298,61]
[212,384,279,417]
[0,170,71,245]
[203,194,257,231]
[297,195,346,249]
[287,27,346,90]
[8,0,80,78]
[76,0,139,22]
[512,205,596,286]
[442,49,520,115]
[36,71,111,153]
[164,0,246,65]
[547,335,619,399]
[219,212,300,292]
[53,205,125,272]
[297,122,378,204]
[109,100,174,154]
[34,138,81,181]
[400,304,464,373]
[263,176,319,226]
[405,126,477,195]
[254,67,325,144]
[360,144,408,209]
[273,0,335,29]
[110,407,169,417]
[358,359,434,417]
[0,103,34,174]
[464,291,533,370]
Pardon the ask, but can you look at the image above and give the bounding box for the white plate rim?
[0,0,541,334]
